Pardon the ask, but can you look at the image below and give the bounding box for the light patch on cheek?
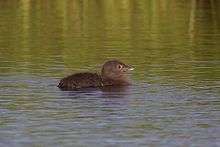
[122,68,128,72]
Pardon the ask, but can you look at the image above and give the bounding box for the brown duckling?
[57,60,134,90]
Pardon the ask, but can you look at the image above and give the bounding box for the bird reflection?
[59,85,131,99]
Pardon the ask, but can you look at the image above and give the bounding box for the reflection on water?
[0,0,220,146]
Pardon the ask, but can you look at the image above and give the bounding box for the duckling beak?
[126,65,134,71]
[129,67,134,71]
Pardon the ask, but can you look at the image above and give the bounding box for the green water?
[0,0,220,146]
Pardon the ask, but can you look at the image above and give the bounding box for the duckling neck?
[101,75,130,86]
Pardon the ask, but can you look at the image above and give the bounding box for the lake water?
[0,0,220,146]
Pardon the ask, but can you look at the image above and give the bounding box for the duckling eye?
[118,65,123,70]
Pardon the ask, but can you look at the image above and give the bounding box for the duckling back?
[58,73,102,90]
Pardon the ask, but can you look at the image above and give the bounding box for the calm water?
[0,0,220,146]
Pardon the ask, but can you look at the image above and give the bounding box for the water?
[0,0,220,146]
